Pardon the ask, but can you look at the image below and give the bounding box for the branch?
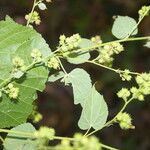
[26,0,37,26]
[86,60,140,75]
[86,97,134,137]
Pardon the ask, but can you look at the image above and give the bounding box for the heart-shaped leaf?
[0,17,51,128]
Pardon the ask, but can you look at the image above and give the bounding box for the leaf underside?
[145,41,150,48]
[78,86,108,130]
[112,16,138,39]
[64,68,92,105]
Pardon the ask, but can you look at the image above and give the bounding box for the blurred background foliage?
[0,0,150,150]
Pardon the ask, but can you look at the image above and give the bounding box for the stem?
[86,97,134,137]
[0,128,74,141]
[54,136,75,141]
[100,143,119,150]
[76,36,150,54]
[0,136,4,143]
[104,98,133,127]
[86,60,140,75]
[54,135,119,150]
[0,129,33,137]
[83,128,91,136]
[41,141,119,150]
[57,58,68,74]
[125,7,150,39]
[0,61,37,89]
[0,35,149,93]
[0,48,60,90]
[26,0,37,26]
[0,77,12,89]
[0,128,119,150]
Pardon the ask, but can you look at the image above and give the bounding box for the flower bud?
[116,112,134,130]
[12,57,24,68]
[31,48,43,62]
[47,57,60,70]
[34,127,55,140]
[117,88,130,101]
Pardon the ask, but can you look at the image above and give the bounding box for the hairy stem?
[83,128,91,136]
[125,7,150,39]
[0,128,33,137]
[0,128,119,150]
[0,35,149,92]
[0,49,59,89]
[57,58,68,74]
[76,36,150,54]
[100,143,119,150]
[0,136,4,143]
[0,62,36,89]
[26,0,37,26]
[54,136,75,141]
[86,60,140,75]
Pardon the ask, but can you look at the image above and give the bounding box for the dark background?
[0,0,150,150]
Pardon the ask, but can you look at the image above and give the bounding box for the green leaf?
[112,16,138,39]
[3,123,37,150]
[78,86,108,130]
[0,17,51,128]
[145,41,150,48]
[64,68,92,105]
[48,71,65,82]
[65,39,95,64]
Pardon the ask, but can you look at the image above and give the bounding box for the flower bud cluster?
[34,126,55,140]
[91,36,102,45]
[12,57,24,68]
[25,11,41,25]
[130,73,150,101]
[56,139,71,150]
[73,133,101,150]
[56,133,102,150]
[130,87,144,101]
[119,69,132,81]
[97,42,124,66]
[6,83,19,99]
[31,110,43,123]
[31,48,43,62]
[59,34,81,52]
[117,88,130,101]
[138,6,150,19]
[116,112,134,130]
[30,105,43,123]
[12,57,26,75]
[47,57,60,70]
[33,113,42,123]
